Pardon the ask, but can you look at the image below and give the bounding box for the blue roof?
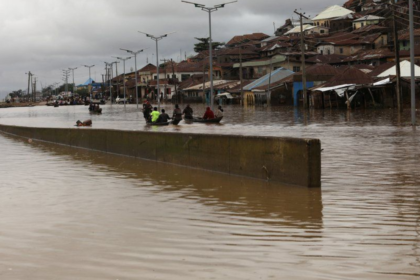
[244,68,294,90]
[81,78,95,86]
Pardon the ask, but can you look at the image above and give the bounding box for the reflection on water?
[0,105,420,279]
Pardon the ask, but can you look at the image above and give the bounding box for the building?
[312,5,354,28]
[352,15,384,30]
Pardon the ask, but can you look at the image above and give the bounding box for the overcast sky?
[0,0,343,98]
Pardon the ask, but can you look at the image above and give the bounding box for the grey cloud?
[0,0,342,98]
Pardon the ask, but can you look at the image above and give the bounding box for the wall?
[0,124,321,188]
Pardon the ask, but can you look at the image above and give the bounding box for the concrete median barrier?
[0,124,321,187]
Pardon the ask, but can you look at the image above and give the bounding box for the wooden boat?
[172,119,182,125]
[146,121,170,126]
[89,108,102,114]
[193,116,223,123]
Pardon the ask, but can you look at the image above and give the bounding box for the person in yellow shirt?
[150,107,160,123]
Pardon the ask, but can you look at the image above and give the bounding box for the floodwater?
[0,104,419,279]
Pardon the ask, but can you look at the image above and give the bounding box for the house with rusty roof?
[398,28,420,51]
[329,13,361,33]
[312,5,354,28]
[308,66,375,109]
[353,15,385,30]
[226,33,270,47]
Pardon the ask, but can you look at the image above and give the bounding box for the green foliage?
[57,83,74,93]
[76,88,89,97]
[194,37,224,53]
[8,89,24,98]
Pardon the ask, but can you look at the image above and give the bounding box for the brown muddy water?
[0,104,419,279]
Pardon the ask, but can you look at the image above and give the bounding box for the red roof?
[399,28,420,40]
[323,66,374,87]
[226,33,270,46]
[138,63,157,72]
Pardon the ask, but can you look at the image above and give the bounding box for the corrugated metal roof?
[377,60,420,78]
[183,80,238,91]
[233,55,286,68]
[312,5,353,21]
[353,15,384,22]
[322,66,374,87]
[243,68,294,91]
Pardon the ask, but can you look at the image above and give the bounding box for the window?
[320,30,325,34]
[293,66,300,72]
[320,50,324,55]
[361,22,364,27]
[181,74,190,81]
[339,48,343,54]
[327,49,331,55]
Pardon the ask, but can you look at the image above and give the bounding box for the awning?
[216,92,234,99]
[373,78,391,86]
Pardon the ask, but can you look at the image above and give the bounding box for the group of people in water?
[88,103,101,112]
[142,101,224,124]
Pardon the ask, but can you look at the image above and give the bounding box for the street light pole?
[84,65,95,102]
[139,31,174,111]
[114,56,131,109]
[105,62,113,104]
[409,0,416,126]
[182,0,237,110]
[120,48,147,109]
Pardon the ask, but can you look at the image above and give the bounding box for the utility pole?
[294,9,309,109]
[392,1,402,112]
[170,59,178,103]
[139,31,173,111]
[161,58,169,100]
[26,72,32,103]
[267,56,273,105]
[409,0,416,125]
[239,47,244,105]
[121,48,146,109]
[33,77,37,102]
[114,56,131,108]
[182,0,238,110]
[69,67,78,94]
[83,65,95,102]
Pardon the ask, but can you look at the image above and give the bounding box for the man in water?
[157,109,171,123]
[183,104,193,120]
[76,119,92,127]
[172,104,183,122]
[215,105,224,118]
[143,101,152,122]
[203,107,215,120]
[150,107,160,123]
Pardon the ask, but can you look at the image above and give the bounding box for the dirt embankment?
[0,102,46,108]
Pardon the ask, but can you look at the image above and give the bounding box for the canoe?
[146,121,170,126]
[193,117,223,123]
[172,119,182,125]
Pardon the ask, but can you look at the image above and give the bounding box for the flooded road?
[0,104,419,279]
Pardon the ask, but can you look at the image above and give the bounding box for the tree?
[194,37,224,53]
[76,88,89,97]
[8,89,24,98]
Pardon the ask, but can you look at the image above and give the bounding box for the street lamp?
[120,47,147,109]
[138,31,174,110]
[83,65,95,101]
[68,67,77,93]
[182,0,237,110]
[113,56,131,108]
[105,62,113,105]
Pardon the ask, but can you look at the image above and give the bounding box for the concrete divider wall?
[0,124,321,188]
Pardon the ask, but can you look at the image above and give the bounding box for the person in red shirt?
[202,107,215,120]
